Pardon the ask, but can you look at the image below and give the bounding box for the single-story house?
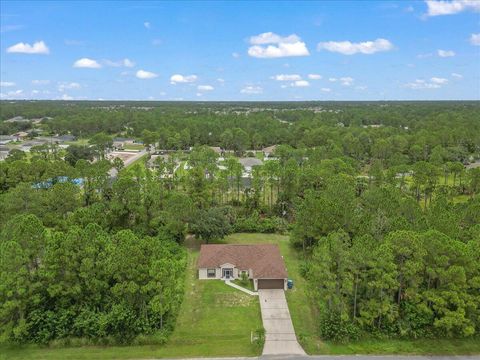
[55,134,76,142]
[238,157,263,176]
[262,145,277,158]
[198,244,288,290]
[13,131,30,141]
[466,161,480,170]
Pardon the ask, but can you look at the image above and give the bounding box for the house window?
[207,269,216,278]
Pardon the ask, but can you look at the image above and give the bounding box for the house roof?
[238,157,263,168]
[198,244,287,279]
[262,145,277,154]
[210,146,223,154]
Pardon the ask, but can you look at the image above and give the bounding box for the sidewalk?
[225,280,258,296]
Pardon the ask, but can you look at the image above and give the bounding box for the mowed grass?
[2,233,479,359]
[221,233,480,355]
[1,244,262,360]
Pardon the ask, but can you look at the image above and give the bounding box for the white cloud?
[32,79,50,85]
[404,77,448,89]
[196,93,203,97]
[451,72,463,79]
[104,58,135,67]
[328,77,337,82]
[291,80,310,87]
[437,49,455,57]
[170,74,197,84]
[197,85,214,91]
[136,69,158,79]
[0,81,15,87]
[58,82,81,92]
[60,94,73,100]
[32,90,40,95]
[248,32,310,58]
[431,77,448,84]
[271,74,302,81]
[240,85,263,94]
[0,89,24,99]
[355,85,368,91]
[144,21,151,29]
[425,0,480,16]
[308,74,322,80]
[217,78,225,83]
[6,40,49,54]
[340,77,354,86]
[73,58,101,68]
[232,52,240,58]
[470,33,480,46]
[317,38,393,55]
[321,87,331,92]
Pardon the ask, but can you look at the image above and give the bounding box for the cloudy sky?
[1,0,479,101]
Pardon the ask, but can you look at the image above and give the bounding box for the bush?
[319,312,359,343]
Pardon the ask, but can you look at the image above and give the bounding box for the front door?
[222,268,233,279]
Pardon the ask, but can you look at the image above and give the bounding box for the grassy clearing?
[1,243,262,360]
[220,233,480,355]
[124,144,145,151]
[3,233,479,359]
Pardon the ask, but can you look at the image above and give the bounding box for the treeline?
[0,214,186,344]
[292,172,480,340]
[306,229,479,341]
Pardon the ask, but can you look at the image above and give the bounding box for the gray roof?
[55,135,76,141]
[466,161,480,169]
[238,157,263,168]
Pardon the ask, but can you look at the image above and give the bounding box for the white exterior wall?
[198,268,222,280]
[199,266,254,280]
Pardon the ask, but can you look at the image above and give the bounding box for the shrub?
[319,312,359,343]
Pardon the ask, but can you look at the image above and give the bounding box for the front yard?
[3,232,479,359]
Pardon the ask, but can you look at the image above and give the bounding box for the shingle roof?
[238,157,263,168]
[198,244,287,279]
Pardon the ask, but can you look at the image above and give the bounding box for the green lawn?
[1,243,262,360]
[2,233,479,359]
[219,233,480,355]
[124,144,145,151]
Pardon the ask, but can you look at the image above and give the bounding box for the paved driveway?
[258,289,306,355]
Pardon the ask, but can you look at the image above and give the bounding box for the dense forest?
[0,100,479,345]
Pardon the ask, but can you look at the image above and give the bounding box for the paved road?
[154,356,479,360]
[258,289,305,355]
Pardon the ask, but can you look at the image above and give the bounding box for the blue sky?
[1,0,479,101]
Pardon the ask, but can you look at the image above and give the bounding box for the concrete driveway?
[258,289,306,355]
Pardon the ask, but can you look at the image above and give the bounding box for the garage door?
[257,279,284,289]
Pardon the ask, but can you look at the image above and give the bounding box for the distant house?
[238,157,263,177]
[262,145,277,158]
[198,244,288,290]
[113,141,125,150]
[0,136,14,145]
[5,116,29,123]
[466,161,480,170]
[13,131,29,141]
[55,134,76,142]
[209,146,224,156]
[113,137,135,144]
